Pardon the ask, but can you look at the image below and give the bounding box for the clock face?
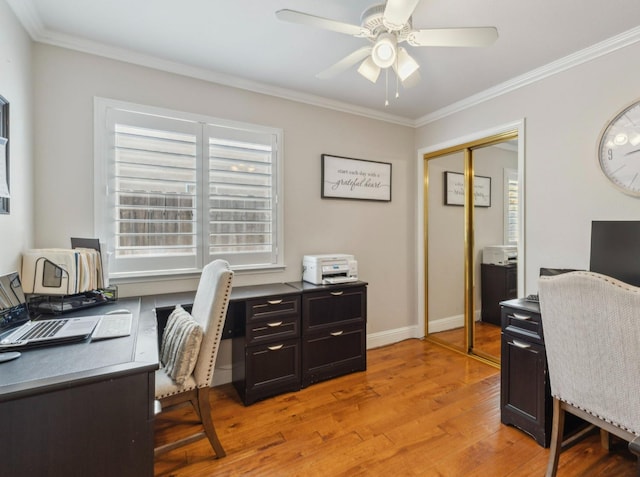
[598,99,640,196]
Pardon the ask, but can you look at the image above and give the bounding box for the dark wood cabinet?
[231,281,368,405]
[231,284,302,405]
[298,283,367,387]
[500,299,551,446]
[500,298,585,447]
[482,263,517,325]
[0,297,158,477]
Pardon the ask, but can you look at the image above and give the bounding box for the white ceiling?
[8,0,640,125]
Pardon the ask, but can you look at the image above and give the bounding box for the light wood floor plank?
[155,338,636,476]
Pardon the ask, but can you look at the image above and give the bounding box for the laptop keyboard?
[21,320,68,340]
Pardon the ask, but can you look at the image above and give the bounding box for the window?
[94,98,283,278]
[503,168,519,246]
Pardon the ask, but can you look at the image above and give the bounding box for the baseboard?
[426,311,483,334]
[366,325,421,349]
[428,314,464,333]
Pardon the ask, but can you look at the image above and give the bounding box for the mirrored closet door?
[424,130,520,365]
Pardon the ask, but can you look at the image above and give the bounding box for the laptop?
[0,271,100,349]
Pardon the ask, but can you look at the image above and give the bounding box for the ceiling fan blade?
[316,47,372,79]
[276,9,371,38]
[408,27,498,47]
[383,0,421,30]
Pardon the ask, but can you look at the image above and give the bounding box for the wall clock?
[598,99,640,196]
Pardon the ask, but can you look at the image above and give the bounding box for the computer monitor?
[539,267,579,277]
[590,220,640,287]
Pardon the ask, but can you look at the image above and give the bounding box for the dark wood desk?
[0,297,160,477]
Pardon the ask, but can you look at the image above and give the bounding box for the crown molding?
[7,0,414,127]
[6,0,43,37]
[414,25,640,128]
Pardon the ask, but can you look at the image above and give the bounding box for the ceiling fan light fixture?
[357,56,381,83]
[394,47,420,81]
[371,32,397,68]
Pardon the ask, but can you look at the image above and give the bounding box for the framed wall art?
[321,154,391,202]
[444,171,491,207]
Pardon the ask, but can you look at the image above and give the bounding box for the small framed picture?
[321,154,392,202]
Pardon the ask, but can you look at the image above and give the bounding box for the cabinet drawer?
[247,315,299,345]
[247,295,300,322]
[303,286,366,331]
[245,338,301,401]
[302,323,366,386]
[501,306,543,344]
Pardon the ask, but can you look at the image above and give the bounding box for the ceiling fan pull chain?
[385,68,389,106]
[395,55,400,99]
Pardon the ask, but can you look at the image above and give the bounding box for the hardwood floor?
[154,339,636,476]
[432,321,502,358]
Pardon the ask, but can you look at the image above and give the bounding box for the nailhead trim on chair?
[200,278,232,388]
[557,396,637,435]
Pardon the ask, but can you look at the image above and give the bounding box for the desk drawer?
[245,338,301,403]
[247,295,300,322]
[247,315,299,345]
[302,286,366,331]
[302,322,366,387]
[501,306,543,344]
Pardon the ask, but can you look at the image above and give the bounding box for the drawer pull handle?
[511,339,531,349]
[512,313,531,321]
[330,330,343,336]
[267,299,283,305]
[268,344,284,351]
[267,321,283,327]
[330,291,344,296]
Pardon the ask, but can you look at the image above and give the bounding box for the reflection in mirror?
[471,140,518,362]
[424,130,520,367]
[426,150,466,352]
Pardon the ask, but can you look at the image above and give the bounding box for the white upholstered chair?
[154,259,233,458]
[539,271,640,477]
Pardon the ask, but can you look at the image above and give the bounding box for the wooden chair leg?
[600,429,612,451]
[546,398,566,477]
[196,387,226,458]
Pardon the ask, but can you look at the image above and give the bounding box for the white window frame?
[94,97,284,279]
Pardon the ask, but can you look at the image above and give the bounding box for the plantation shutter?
[96,99,282,278]
[105,108,202,275]
[206,125,278,267]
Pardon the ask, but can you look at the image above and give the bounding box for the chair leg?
[196,386,226,458]
[600,429,612,451]
[546,398,566,477]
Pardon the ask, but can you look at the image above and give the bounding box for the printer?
[302,254,358,285]
[482,245,517,265]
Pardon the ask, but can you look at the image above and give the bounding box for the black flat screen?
[590,220,640,287]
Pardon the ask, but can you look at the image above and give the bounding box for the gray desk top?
[0,297,159,402]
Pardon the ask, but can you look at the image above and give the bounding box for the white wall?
[0,2,34,273]
[416,41,640,296]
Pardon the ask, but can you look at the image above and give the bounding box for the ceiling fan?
[276,0,498,104]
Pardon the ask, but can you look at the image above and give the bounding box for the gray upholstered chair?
[539,271,640,477]
[154,259,233,458]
